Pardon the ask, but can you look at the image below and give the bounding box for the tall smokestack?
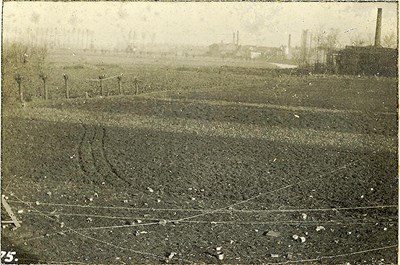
[301,30,309,64]
[288,34,291,50]
[236,30,239,45]
[374,8,382,47]
[233,32,236,44]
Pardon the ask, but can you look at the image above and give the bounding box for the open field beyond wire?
[1,59,398,264]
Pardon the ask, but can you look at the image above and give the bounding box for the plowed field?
[1,71,397,264]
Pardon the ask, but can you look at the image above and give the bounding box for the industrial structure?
[207,42,286,61]
[336,8,397,76]
[207,30,289,62]
[336,46,397,76]
[206,8,397,76]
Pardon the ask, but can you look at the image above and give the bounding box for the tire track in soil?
[100,127,132,186]
[77,125,107,185]
[90,127,108,185]
[78,124,99,184]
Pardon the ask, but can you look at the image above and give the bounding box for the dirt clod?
[301,213,307,220]
[264,231,280,237]
[159,220,167,226]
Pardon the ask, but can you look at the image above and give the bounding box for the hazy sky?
[3,2,398,48]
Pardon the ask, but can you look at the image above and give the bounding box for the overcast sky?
[3,2,398,48]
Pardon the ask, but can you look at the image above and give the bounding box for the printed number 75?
[1,251,16,263]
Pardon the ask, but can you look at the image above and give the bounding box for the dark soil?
[1,74,398,264]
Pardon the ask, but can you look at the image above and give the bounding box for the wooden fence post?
[117,74,123,95]
[39,74,48,100]
[99,75,105,97]
[2,196,21,229]
[14,74,23,103]
[63,74,69,99]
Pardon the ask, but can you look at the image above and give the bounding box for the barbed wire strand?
[5,155,387,238]
[19,214,397,244]
[11,194,194,264]
[6,158,389,235]
[175,159,362,223]
[20,233,397,265]
[86,74,123,82]
[3,176,16,193]
[270,244,397,264]
[19,208,397,221]
[27,214,399,231]
[8,199,397,214]
[17,208,396,242]
[17,215,397,264]
[7,160,395,264]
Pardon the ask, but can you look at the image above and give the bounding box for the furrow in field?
[100,127,132,185]
[137,94,397,116]
[78,124,99,183]
[81,126,130,186]
[89,126,109,185]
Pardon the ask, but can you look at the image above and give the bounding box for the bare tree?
[312,28,340,64]
[3,43,48,102]
[319,28,340,50]
[383,32,397,48]
[350,37,367,46]
[349,33,374,47]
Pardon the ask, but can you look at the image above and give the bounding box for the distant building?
[250,51,262,59]
[207,43,285,61]
[336,46,397,76]
[334,8,397,76]
[207,43,238,57]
